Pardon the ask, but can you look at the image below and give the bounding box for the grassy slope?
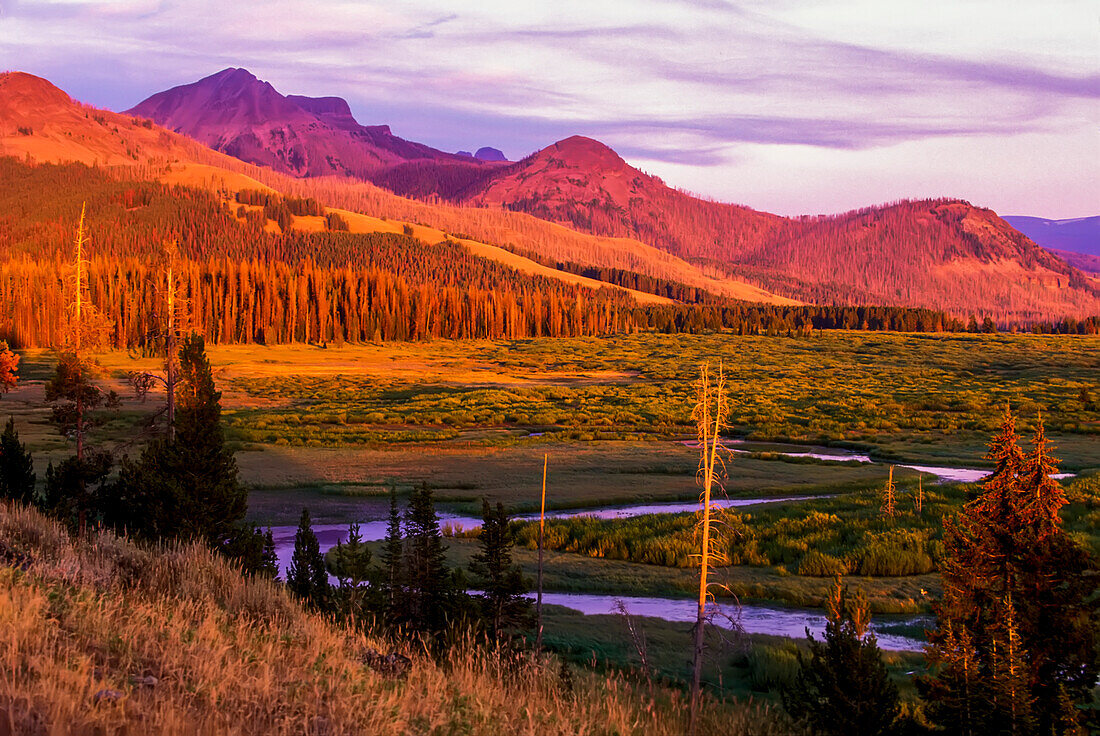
[0,503,796,736]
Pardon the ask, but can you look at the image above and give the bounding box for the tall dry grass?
[0,503,797,735]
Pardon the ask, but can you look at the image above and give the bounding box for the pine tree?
[329,523,375,620]
[920,410,1098,734]
[287,508,330,610]
[104,335,246,547]
[222,523,279,578]
[0,416,35,504]
[469,499,531,639]
[42,353,117,529]
[380,487,404,623]
[782,579,900,736]
[402,483,454,635]
[44,353,118,464]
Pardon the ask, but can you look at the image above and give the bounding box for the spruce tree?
[105,335,246,547]
[329,523,374,619]
[782,580,900,736]
[402,483,454,634]
[222,523,279,578]
[919,409,1098,734]
[0,416,35,504]
[287,508,330,610]
[379,487,404,624]
[43,353,117,529]
[469,499,530,639]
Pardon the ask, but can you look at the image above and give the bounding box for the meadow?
[6,330,1097,610]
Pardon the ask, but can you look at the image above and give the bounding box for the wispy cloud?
[0,0,1095,216]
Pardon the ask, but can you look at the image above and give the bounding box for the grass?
[440,538,941,614]
[538,606,928,701]
[15,330,1098,466]
[0,502,798,735]
[507,483,963,574]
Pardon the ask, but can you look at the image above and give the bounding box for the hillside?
[0,503,788,735]
[125,70,1099,322]
[456,138,1098,321]
[0,71,788,307]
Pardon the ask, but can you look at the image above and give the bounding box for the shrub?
[854,529,935,576]
[798,550,848,577]
[746,643,801,691]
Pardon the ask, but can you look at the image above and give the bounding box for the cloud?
[0,0,1094,216]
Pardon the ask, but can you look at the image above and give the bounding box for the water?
[686,439,1075,484]
[535,591,927,651]
[270,494,821,577]
[268,497,928,652]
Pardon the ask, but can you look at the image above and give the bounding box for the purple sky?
[1,0,1097,217]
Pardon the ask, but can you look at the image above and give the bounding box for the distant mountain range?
[1002,216,1100,274]
[2,68,1097,321]
[1002,216,1099,256]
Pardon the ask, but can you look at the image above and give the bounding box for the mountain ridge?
[3,69,1097,322]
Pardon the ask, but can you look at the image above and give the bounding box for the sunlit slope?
[1,71,788,305]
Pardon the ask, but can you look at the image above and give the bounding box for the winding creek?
[265,442,1078,651]
[693,439,1076,484]
[269,493,930,651]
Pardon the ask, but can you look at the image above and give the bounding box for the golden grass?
[0,503,796,735]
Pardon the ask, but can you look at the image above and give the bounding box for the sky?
[1,0,1097,217]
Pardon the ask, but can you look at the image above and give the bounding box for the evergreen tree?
[39,450,112,530]
[0,416,35,504]
[402,483,455,635]
[919,410,1098,735]
[43,352,117,529]
[104,335,246,547]
[287,508,330,610]
[329,523,375,620]
[379,487,404,624]
[782,579,900,736]
[222,523,279,578]
[468,499,531,639]
[44,352,118,463]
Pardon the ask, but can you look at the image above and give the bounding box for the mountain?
[1048,249,1100,274]
[127,68,482,179]
[452,136,1098,319]
[1003,216,1100,257]
[475,146,507,162]
[9,69,1100,321]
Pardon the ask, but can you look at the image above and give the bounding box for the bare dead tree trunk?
[535,452,547,653]
[689,363,727,736]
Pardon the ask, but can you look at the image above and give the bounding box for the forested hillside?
[5,158,1068,350]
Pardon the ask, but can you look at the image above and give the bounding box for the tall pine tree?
[469,499,531,640]
[106,335,246,547]
[402,483,455,635]
[379,487,404,625]
[919,409,1098,735]
[0,417,35,504]
[287,508,330,610]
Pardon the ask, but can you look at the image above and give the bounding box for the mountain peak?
[544,135,626,169]
[474,146,507,162]
[0,71,72,111]
[287,94,357,126]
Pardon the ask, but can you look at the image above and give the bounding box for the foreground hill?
[126,70,1099,322]
[0,503,788,735]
